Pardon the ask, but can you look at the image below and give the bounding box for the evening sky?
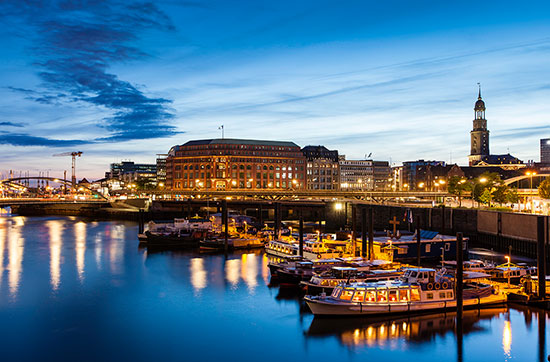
[1,0,549,178]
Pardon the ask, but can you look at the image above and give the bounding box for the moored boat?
[488,262,537,284]
[301,266,403,295]
[304,268,506,316]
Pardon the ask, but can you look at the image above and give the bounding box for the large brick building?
[166,138,306,191]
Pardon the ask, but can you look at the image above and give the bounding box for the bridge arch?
[503,174,549,189]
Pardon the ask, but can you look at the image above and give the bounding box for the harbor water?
[0,215,548,362]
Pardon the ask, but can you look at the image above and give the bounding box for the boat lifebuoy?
[427,283,434,290]
[442,282,448,289]
[434,282,441,290]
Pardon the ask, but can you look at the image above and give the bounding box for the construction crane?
[53,151,83,190]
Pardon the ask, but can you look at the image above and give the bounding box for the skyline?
[1,1,550,179]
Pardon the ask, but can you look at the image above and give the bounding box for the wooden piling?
[299,211,304,258]
[361,207,367,258]
[138,208,144,234]
[456,232,464,320]
[416,214,421,267]
[368,207,374,261]
[352,205,357,257]
[274,202,281,239]
[537,216,546,300]
[222,199,228,253]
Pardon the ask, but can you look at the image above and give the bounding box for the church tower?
[469,85,490,166]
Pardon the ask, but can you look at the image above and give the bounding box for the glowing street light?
[505,254,512,288]
[526,171,537,213]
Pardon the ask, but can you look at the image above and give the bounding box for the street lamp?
[526,171,537,213]
[504,255,511,287]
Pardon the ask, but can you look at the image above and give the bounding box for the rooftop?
[182,138,300,148]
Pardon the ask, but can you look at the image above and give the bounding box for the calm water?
[0,214,548,362]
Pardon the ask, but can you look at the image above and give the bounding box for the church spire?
[478,82,482,100]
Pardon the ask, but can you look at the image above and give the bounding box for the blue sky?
[1,0,550,179]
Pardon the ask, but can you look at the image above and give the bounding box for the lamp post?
[526,171,537,213]
[505,255,512,287]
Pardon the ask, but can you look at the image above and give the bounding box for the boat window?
[426,244,431,253]
[388,290,398,302]
[366,290,376,302]
[410,288,420,301]
[377,290,387,302]
[426,292,434,300]
[352,290,365,302]
[331,288,341,298]
[340,290,354,301]
[399,289,409,302]
[447,291,453,298]
[410,271,417,278]
[439,292,446,299]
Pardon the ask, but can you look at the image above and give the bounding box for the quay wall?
[10,202,140,220]
[333,204,548,262]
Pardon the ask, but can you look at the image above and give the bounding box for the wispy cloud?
[0,133,91,147]
[0,121,24,128]
[1,0,180,143]
[493,125,550,139]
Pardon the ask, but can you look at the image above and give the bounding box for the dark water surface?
[0,215,548,362]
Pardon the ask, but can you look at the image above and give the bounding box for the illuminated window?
[388,290,398,302]
[399,289,409,301]
[340,290,354,301]
[352,290,365,302]
[410,288,420,301]
[377,290,387,302]
[366,290,376,302]
[427,292,434,300]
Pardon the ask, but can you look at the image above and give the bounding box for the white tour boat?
[304,268,506,316]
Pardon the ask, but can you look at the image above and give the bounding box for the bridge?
[146,189,448,202]
[0,176,108,200]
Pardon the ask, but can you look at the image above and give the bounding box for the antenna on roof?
[218,125,224,139]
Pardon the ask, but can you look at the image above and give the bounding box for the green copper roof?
[182,138,300,148]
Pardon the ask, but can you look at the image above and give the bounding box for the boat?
[265,240,300,258]
[144,229,208,248]
[304,267,506,316]
[274,259,342,286]
[442,259,494,273]
[265,234,353,261]
[301,266,403,295]
[199,233,264,251]
[142,217,212,248]
[488,262,537,284]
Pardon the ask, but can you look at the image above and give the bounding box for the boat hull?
[304,294,507,316]
[144,231,201,248]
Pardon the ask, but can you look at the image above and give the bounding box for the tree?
[479,189,492,206]
[506,188,519,205]
[448,176,472,207]
[473,172,502,207]
[492,185,509,205]
[539,177,550,200]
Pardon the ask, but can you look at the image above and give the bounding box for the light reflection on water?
[75,221,86,283]
[0,215,547,362]
[47,220,62,292]
[7,218,24,298]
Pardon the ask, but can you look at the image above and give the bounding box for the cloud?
[0,121,24,128]
[0,133,92,147]
[493,125,550,139]
[2,0,180,141]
